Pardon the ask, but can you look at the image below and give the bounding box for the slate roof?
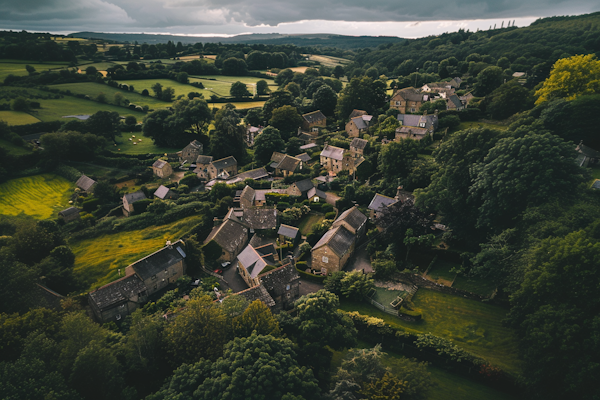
[255,189,287,202]
[89,274,146,311]
[205,209,249,253]
[196,155,213,164]
[236,284,276,307]
[576,142,600,158]
[240,185,255,204]
[76,175,96,191]
[350,138,368,151]
[154,185,178,200]
[237,244,277,279]
[448,94,463,108]
[129,240,186,281]
[271,152,286,163]
[260,263,300,294]
[368,193,398,211]
[350,116,369,130]
[185,140,203,150]
[334,206,367,233]
[321,144,344,161]
[211,156,237,170]
[278,224,299,240]
[349,109,368,119]
[302,110,326,124]
[298,133,316,142]
[313,225,355,258]
[291,178,315,194]
[243,207,278,230]
[300,143,319,151]
[275,155,301,172]
[394,87,424,102]
[396,126,429,137]
[307,187,327,200]
[124,191,147,204]
[296,153,311,162]
[227,168,270,184]
[397,114,437,130]
[152,159,169,169]
[59,207,80,217]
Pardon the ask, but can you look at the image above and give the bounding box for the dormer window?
[419,122,426,128]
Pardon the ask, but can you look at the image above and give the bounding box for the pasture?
[0,174,73,219]
[110,131,180,155]
[340,288,521,375]
[207,101,266,110]
[29,96,145,122]
[117,78,212,99]
[0,60,70,81]
[70,215,203,290]
[0,139,33,155]
[0,110,41,125]
[306,54,351,67]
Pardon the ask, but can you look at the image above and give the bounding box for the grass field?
[307,54,352,67]
[70,215,203,290]
[51,82,172,110]
[425,259,458,285]
[30,96,145,122]
[0,110,41,125]
[340,289,521,375]
[110,131,180,154]
[0,138,33,155]
[0,174,73,219]
[0,60,70,81]
[297,213,325,235]
[117,78,210,99]
[207,101,266,110]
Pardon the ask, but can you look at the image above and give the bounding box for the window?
[322,256,329,263]
[419,122,426,128]
[286,284,290,291]
[411,108,416,112]
[119,304,125,309]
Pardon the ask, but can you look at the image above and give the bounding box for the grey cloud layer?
[0,0,597,31]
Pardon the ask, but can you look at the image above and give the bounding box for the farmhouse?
[395,112,438,141]
[350,138,368,157]
[368,193,398,220]
[207,156,237,180]
[239,185,256,209]
[194,155,213,180]
[154,185,179,200]
[178,140,203,163]
[348,109,368,119]
[122,190,147,217]
[204,208,249,262]
[332,205,367,238]
[152,159,173,178]
[301,110,327,132]
[307,186,327,203]
[278,224,300,244]
[345,114,372,137]
[76,175,97,193]
[236,285,276,309]
[390,87,428,113]
[259,263,301,312]
[287,178,316,198]
[271,153,302,177]
[237,243,278,287]
[58,207,80,223]
[446,94,465,111]
[320,144,344,172]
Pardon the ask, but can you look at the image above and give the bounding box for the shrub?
[82,198,100,212]
[325,211,336,219]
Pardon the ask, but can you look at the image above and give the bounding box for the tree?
[256,79,269,95]
[262,90,299,121]
[333,65,345,79]
[230,81,251,99]
[535,54,600,104]
[486,80,534,120]
[85,111,121,140]
[269,105,303,139]
[113,92,124,106]
[253,126,284,166]
[371,259,397,279]
[85,66,97,76]
[221,57,247,76]
[171,97,212,135]
[209,105,247,161]
[284,82,301,97]
[275,69,295,86]
[336,77,387,119]
[339,271,374,299]
[474,66,503,97]
[0,248,40,314]
[286,137,302,156]
[233,300,280,337]
[161,87,175,102]
[376,115,400,137]
[151,82,163,98]
[176,71,188,84]
[11,97,30,112]
[313,84,338,116]
[378,139,420,181]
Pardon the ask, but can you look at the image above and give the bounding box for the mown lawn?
[0,110,41,125]
[110,131,181,155]
[297,213,325,236]
[340,288,521,375]
[0,174,73,219]
[70,215,203,291]
[0,60,70,81]
[0,138,33,155]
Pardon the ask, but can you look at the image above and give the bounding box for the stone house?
[345,115,372,137]
[350,138,368,158]
[348,109,368,119]
[307,187,327,203]
[332,206,367,239]
[395,126,430,141]
[446,94,464,111]
[154,185,179,200]
[194,155,213,180]
[367,193,398,220]
[239,185,256,209]
[260,263,301,313]
[311,225,356,275]
[301,110,327,132]
[204,209,249,262]
[576,141,600,167]
[271,153,302,177]
[207,156,237,180]
[320,144,344,173]
[152,159,173,178]
[296,153,312,163]
[76,175,97,193]
[237,285,276,310]
[122,191,147,217]
[395,112,438,141]
[178,140,203,163]
[242,207,278,231]
[237,243,278,287]
[278,224,300,245]
[287,178,316,198]
[390,87,427,113]
[58,207,80,223]
[459,92,475,107]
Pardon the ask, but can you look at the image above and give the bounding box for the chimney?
[166,240,173,249]
[395,185,404,201]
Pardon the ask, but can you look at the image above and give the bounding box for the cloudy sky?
[0,0,598,38]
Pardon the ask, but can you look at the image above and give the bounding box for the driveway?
[325,191,340,206]
[220,264,249,293]
[345,246,373,273]
[299,278,324,296]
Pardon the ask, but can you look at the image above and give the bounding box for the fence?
[364,292,420,321]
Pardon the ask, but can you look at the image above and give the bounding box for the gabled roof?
[236,284,276,307]
[260,263,300,294]
[196,155,213,164]
[307,187,327,200]
[350,116,369,130]
[368,193,398,211]
[184,140,203,150]
[124,191,147,204]
[154,185,178,200]
[397,113,437,130]
[211,156,237,170]
[350,138,368,150]
[321,144,344,161]
[205,209,249,253]
[313,225,355,258]
[333,206,367,233]
[76,175,96,191]
[271,152,286,163]
[89,274,146,311]
[255,189,286,202]
[240,185,255,204]
[129,240,187,281]
[243,207,278,230]
[152,159,169,169]
[577,142,600,158]
[393,87,424,102]
[275,155,301,172]
[277,224,299,240]
[302,110,326,124]
[296,153,311,162]
[229,167,270,183]
[448,94,463,108]
[59,206,80,217]
[349,109,368,119]
[300,143,319,151]
[396,126,428,137]
[291,178,314,194]
[237,244,277,279]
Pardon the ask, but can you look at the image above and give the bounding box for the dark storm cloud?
[0,0,597,32]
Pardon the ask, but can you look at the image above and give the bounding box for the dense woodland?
[1,11,600,400]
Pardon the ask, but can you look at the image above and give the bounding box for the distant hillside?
[67,32,404,49]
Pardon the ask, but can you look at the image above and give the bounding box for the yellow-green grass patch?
[51,82,172,110]
[0,138,33,155]
[0,110,41,125]
[70,215,203,290]
[110,131,180,155]
[297,213,325,236]
[0,174,73,219]
[340,288,521,375]
[207,101,266,110]
[306,54,351,67]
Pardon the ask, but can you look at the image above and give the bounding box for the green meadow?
[117,78,210,99]
[0,174,73,219]
[70,215,203,290]
[51,82,172,109]
[111,131,180,155]
[340,289,521,375]
[0,138,33,155]
[0,110,41,125]
[31,96,145,122]
[0,60,70,81]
